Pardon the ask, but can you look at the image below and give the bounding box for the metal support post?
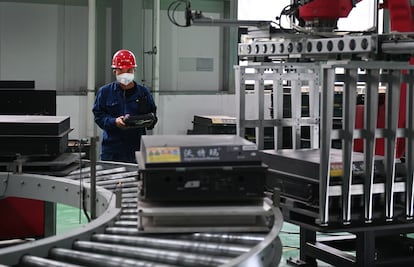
[235,66,246,140]
[256,68,265,149]
[273,76,284,150]
[115,182,122,209]
[355,231,376,267]
[384,70,401,221]
[90,136,97,220]
[340,69,357,224]
[319,67,335,226]
[406,70,414,219]
[363,69,380,223]
[299,228,317,267]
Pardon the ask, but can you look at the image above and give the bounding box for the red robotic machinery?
[298,0,414,32]
[298,0,414,159]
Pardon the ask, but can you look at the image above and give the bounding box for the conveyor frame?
[0,171,120,265]
[0,161,283,267]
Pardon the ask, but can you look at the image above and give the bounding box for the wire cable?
[82,187,91,222]
[167,0,191,27]
[76,139,91,223]
[278,3,302,32]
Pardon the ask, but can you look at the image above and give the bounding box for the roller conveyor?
[0,161,283,267]
[90,234,251,256]
[73,240,232,267]
[49,248,178,267]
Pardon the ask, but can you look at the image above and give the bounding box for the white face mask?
[116,73,134,85]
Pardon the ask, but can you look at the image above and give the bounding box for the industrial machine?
[232,0,414,266]
[135,134,274,233]
[3,0,414,266]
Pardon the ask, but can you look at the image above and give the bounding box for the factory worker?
[93,49,157,163]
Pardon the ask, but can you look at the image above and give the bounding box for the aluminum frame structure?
[235,63,320,150]
[236,60,414,266]
[318,61,414,225]
[236,60,414,226]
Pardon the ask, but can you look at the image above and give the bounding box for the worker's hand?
[115,116,127,129]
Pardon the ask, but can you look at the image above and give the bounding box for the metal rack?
[236,60,414,266]
[235,63,320,150]
[318,61,414,225]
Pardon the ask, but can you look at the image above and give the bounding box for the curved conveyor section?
[0,162,283,267]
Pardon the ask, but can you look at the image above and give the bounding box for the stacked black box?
[137,135,266,202]
[0,89,56,116]
[0,115,71,156]
[192,115,237,134]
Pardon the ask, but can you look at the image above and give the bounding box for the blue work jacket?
[92,81,157,163]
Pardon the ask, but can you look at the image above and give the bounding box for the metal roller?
[118,187,138,194]
[97,177,137,185]
[68,165,103,175]
[69,167,128,180]
[102,181,138,189]
[90,172,138,182]
[78,172,137,183]
[73,241,232,267]
[122,203,138,209]
[95,171,137,180]
[114,220,137,227]
[122,198,138,203]
[122,208,138,214]
[19,255,85,267]
[49,248,178,267]
[91,234,250,257]
[119,214,138,220]
[105,226,148,236]
[168,233,266,246]
[121,193,138,199]
[103,228,267,246]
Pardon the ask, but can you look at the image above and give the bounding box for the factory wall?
[0,0,239,141]
[0,1,88,92]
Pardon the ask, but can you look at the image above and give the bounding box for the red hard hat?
[111,49,137,69]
